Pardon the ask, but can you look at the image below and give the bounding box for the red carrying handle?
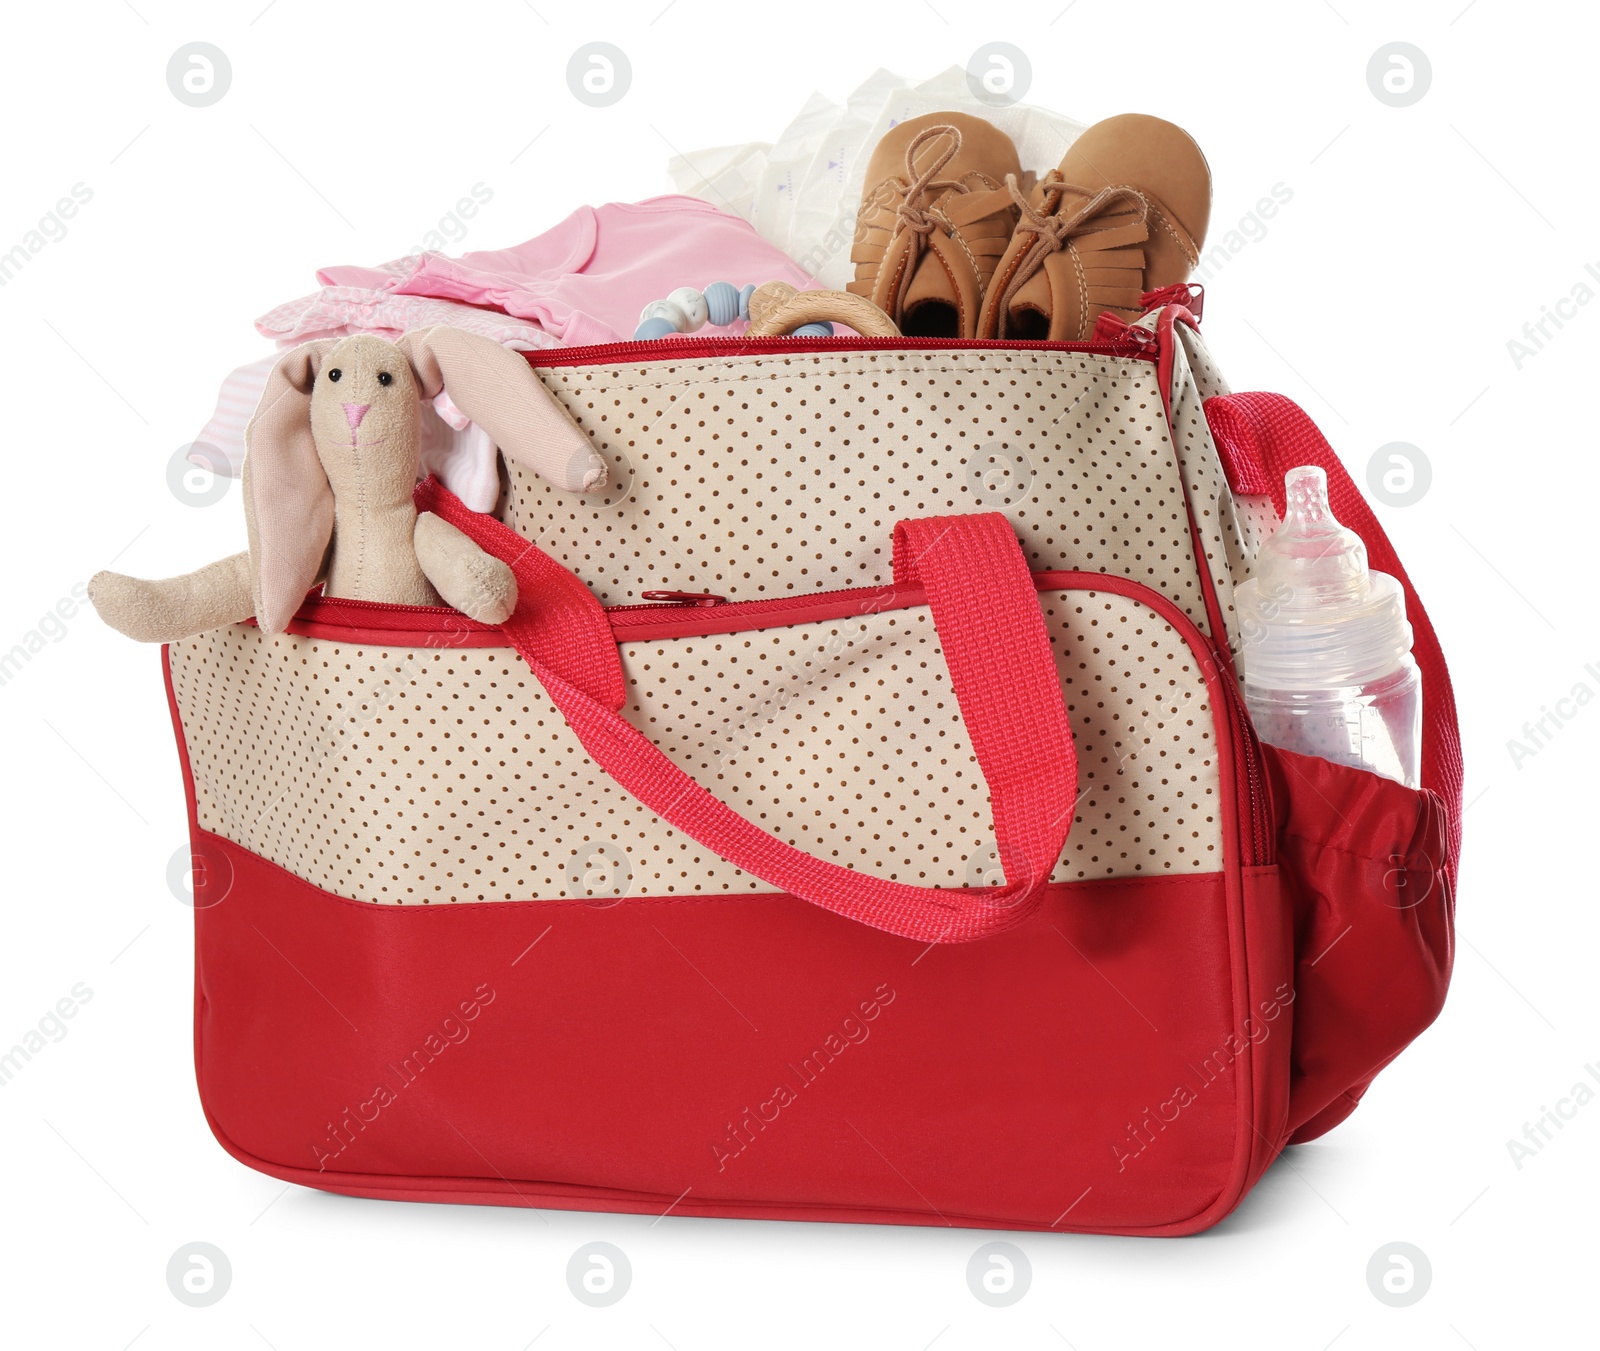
[1202,392,1464,886]
[418,480,1080,944]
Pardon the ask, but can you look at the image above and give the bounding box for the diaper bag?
[163,298,1459,1235]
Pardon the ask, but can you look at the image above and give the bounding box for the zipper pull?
[1139,282,1205,321]
[640,590,727,607]
[1090,310,1160,354]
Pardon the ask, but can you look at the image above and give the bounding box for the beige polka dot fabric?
[1177,321,1232,402]
[503,349,1216,637]
[1167,325,1276,666]
[167,587,1222,905]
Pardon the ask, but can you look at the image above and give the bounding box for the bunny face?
[307,334,423,497]
[243,324,607,634]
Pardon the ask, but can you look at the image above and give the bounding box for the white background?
[1,1,1593,1346]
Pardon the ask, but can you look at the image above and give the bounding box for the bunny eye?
[327,368,342,383]
[377,371,393,387]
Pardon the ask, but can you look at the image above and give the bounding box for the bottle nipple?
[1255,465,1369,607]
[1237,463,1414,689]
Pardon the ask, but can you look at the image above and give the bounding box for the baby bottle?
[1235,466,1422,787]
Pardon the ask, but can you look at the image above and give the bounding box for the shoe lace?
[993,172,1152,336]
[876,124,1011,320]
[894,124,971,236]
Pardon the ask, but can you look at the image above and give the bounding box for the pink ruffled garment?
[301,196,814,347]
[197,199,817,508]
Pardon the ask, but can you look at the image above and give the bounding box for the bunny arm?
[88,510,508,641]
[413,511,517,625]
[89,551,255,644]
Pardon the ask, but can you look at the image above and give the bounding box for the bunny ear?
[399,326,606,494]
[242,340,336,634]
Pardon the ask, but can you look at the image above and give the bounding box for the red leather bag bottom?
[190,829,1293,1235]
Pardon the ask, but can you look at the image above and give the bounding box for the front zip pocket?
[174,569,1266,907]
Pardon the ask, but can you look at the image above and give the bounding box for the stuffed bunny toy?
[90,327,605,642]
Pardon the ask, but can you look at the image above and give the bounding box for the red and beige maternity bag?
[163,297,1459,1235]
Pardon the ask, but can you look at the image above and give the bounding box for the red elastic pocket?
[1264,745,1454,1141]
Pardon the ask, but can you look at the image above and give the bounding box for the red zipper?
[284,573,1271,867]
[523,332,1162,370]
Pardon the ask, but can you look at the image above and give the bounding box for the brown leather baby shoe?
[977,113,1212,342]
[849,112,1024,339]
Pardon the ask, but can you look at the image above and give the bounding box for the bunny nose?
[341,402,371,431]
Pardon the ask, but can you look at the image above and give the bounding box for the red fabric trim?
[522,333,1162,371]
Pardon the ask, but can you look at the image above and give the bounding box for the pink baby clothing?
[301,196,817,346]
[254,291,556,351]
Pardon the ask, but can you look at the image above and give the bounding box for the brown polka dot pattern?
[504,350,1213,632]
[167,589,1221,904]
